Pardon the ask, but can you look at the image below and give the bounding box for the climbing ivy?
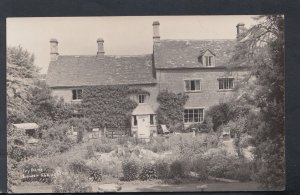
[81,85,149,133]
[156,90,188,133]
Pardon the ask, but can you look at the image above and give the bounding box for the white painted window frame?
[183,107,205,124]
[217,77,235,91]
[183,78,203,92]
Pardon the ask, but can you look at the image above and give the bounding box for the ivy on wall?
[156,90,189,133]
[81,85,149,133]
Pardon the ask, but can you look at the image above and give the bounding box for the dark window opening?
[133,116,137,126]
[150,114,154,125]
[218,78,234,90]
[138,94,145,103]
[72,89,83,100]
[185,80,201,91]
[184,108,204,123]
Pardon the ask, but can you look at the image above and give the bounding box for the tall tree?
[6,46,39,191]
[7,46,39,124]
[233,15,284,190]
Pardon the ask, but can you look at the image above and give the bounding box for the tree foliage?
[156,90,188,133]
[7,46,39,124]
[233,15,284,189]
[6,46,40,191]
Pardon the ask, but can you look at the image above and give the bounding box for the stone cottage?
[46,21,248,138]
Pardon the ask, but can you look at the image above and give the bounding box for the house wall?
[156,68,248,109]
[51,84,160,111]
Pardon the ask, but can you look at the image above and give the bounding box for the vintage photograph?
[7,15,284,192]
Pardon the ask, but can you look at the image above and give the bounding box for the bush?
[68,159,102,182]
[93,142,116,153]
[121,158,140,181]
[169,160,185,179]
[185,118,213,133]
[144,137,170,153]
[224,159,253,182]
[68,159,88,175]
[52,173,92,193]
[155,161,169,180]
[87,165,102,182]
[139,163,157,181]
[190,156,209,181]
[156,90,189,133]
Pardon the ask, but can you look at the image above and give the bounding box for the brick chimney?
[152,21,160,43]
[236,23,246,40]
[50,38,59,61]
[97,38,104,59]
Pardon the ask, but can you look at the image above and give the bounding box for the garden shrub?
[190,155,209,181]
[144,136,170,153]
[139,163,157,181]
[87,165,102,182]
[223,158,253,182]
[121,158,140,181]
[93,142,116,153]
[155,161,169,180]
[185,117,213,133]
[169,160,185,179]
[68,159,88,175]
[206,102,250,131]
[52,173,92,193]
[156,90,188,133]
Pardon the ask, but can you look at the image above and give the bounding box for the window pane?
[229,79,234,89]
[219,79,223,89]
[199,109,204,122]
[185,80,190,91]
[195,80,200,90]
[77,89,83,99]
[138,95,145,103]
[205,56,209,66]
[150,115,154,125]
[191,80,195,91]
[133,116,137,126]
[72,90,77,100]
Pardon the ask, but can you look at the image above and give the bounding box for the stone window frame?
[217,77,235,91]
[201,50,216,67]
[183,107,205,124]
[72,89,83,101]
[138,94,146,104]
[183,78,202,92]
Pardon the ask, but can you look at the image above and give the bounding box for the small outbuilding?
[131,104,157,139]
[13,123,39,144]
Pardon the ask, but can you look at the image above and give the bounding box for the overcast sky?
[7,15,259,73]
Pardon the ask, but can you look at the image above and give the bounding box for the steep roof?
[46,55,156,87]
[153,39,237,69]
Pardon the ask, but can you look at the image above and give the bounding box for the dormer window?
[199,49,215,67]
[204,56,214,66]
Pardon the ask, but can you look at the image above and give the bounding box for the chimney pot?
[97,38,105,59]
[152,21,160,43]
[50,38,59,61]
[236,23,246,40]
